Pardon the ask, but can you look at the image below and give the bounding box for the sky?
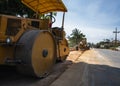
[53,0,120,43]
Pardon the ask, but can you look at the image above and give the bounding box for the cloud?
[63,24,114,43]
[54,0,120,43]
[81,27,114,43]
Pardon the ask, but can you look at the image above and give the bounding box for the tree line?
[67,28,86,47]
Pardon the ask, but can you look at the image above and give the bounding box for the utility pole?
[113,27,120,46]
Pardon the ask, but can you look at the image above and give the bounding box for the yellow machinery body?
[52,28,69,61]
[79,38,90,50]
[0,0,69,78]
[58,38,69,61]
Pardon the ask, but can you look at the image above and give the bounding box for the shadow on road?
[0,65,39,86]
[0,61,120,86]
[72,62,120,86]
[0,60,72,86]
[88,64,120,86]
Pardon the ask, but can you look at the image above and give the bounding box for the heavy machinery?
[0,0,69,78]
[78,38,90,50]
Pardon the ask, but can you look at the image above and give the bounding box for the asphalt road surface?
[50,49,120,86]
[0,49,120,86]
[95,49,120,68]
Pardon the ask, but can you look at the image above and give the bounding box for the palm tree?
[68,28,85,47]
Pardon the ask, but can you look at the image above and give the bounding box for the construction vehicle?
[78,38,90,50]
[0,0,69,78]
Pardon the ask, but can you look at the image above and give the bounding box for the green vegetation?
[67,28,85,47]
[0,0,35,17]
[95,39,120,50]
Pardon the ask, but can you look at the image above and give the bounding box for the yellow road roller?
[79,38,90,50]
[0,0,69,78]
[52,28,69,61]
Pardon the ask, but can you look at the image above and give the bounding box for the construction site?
[0,0,120,86]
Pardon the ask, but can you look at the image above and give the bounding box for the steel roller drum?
[15,30,56,77]
[58,38,69,61]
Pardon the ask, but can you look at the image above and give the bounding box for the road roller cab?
[21,0,69,61]
[0,0,69,78]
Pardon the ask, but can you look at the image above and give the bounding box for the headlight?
[6,37,12,44]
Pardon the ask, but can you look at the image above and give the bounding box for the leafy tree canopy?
[68,28,85,47]
[0,0,35,17]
